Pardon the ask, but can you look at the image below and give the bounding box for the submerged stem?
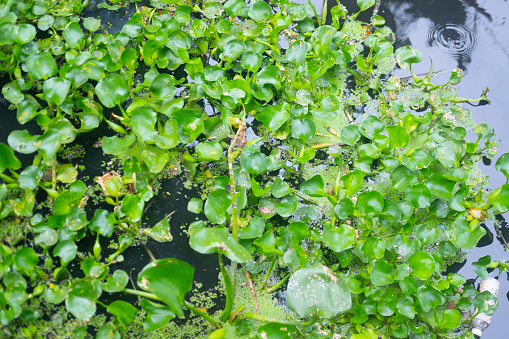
[219,254,234,322]
[236,312,318,326]
[259,256,276,291]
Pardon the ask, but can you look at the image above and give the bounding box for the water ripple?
[426,22,477,58]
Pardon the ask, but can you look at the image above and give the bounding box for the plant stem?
[235,312,317,326]
[259,256,276,291]
[122,288,160,300]
[228,126,243,241]
[184,301,221,328]
[219,254,234,322]
[245,269,260,314]
[265,272,290,293]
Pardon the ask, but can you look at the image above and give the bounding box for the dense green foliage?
[0,0,506,337]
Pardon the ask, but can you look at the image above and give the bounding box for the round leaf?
[204,189,231,224]
[43,77,71,106]
[370,260,394,286]
[189,227,251,263]
[26,52,58,80]
[95,74,129,108]
[409,251,436,280]
[356,191,384,214]
[300,175,326,197]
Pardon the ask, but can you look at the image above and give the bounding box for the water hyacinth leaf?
[43,77,71,106]
[239,216,265,239]
[66,279,101,319]
[340,125,361,146]
[287,222,311,244]
[240,51,262,72]
[154,119,179,149]
[137,258,194,316]
[357,0,376,11]
[95,74,129,108]
[271,177,293,198]
[102,134,137,155]
[297,206,320,221]
[402,149,432,170]
[334,198,354,219]
[249,1,271,22]
[222,39,245,62]
[2,81,24,104]
[253,232,283,255]
[405,184,431,208]
[120,194,144,222]
[34,228,58,248]
[416,285,445,312]
[89,209,115,238]
[390,165,417,191]
[123,13,143,37]
[284,40,307,67]
[472,255,491,280]
[370,260,394,286]
[19,165,43,190]
[396,296,416,319]
[434,139,465,168]
[287,264,351,318]
[17,99,40,124]
[84,17,101,32]
[490,184,509,213]
[141,299,176,332]
[257,65,282,90]
[450,187,469,211]
[257,322,296,338]
[187,198,202,214]
[291,119,316,140]
[38,15,54,31]
[145,218,173,242]
[107,300,139,328]
[204,189,231,224]
[300,175,326,197]
[53,240,78,263]
[14,247,39,273]
[0,143,21,173]
[323,222,356,252]
[26,52,58,80]
[409,251,436,280]
[150,74,175,101]
[425,173,456,201]
[196,141,224,161]
[448,217,486,249]
[132,107,158,142]
[240,150,266,175]
[395,45,423,67]
[43,284,67,304]
[256,102,290,132]
[356,191,384,214]
[393,234,418,258]
[102,270,129,292]
[341,170,364,196]
[495,152,509,181]
[63,22,84,49]
[415,224,438,244]
[189,227,251,262]
[386,125,409,149]
[439,309,461,329]
[359,115,385,139]
[274,195,298,217]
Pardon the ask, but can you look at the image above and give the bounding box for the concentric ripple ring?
[426,22,477,58]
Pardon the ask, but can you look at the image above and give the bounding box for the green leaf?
[0,143,21,173]
[495,152,509,181]
[256,102,290,132]
[287,264,351,318]
[390,165,417,191]
[415,285,445,312]
[490,184,509,213]
[83,17,101,32]
[271,178,293,198]
[53,240,78,263]
[222,39,245,62]
[472,255,491,280]
[351,329,378,339]
[63,22,84,49]
[120,194,144,222]
[141,299,175,332]
[102,134,136,155]
[386,125,409,149]
[189,227,251,263]
[43,284,67,304]
[95,74,129,108]
[2,81,24,104]
[341,170,364,196]
[323,222,356,252]
[396,296,416,319]
[340,125,361,146]
[448,217,487,249]
[291,119,316,140]
[38,15,54,31]
[356,191,384,214]
[224,0,246,17]
[439,309,461,329]
[43,77,71,106]
[102,270,129,292]
[66,279,101,319]
[249,1,271,22]
[132,107,158,142]
[107,300,139,328]
[150,74,175,101]
[204,189,231,224]
[409,251,436,280]
[257,322,296,339]
[187,198,203,214]
[370,260,394,286]
[415,224,438,244]
[253,231,283,255]
[402,149,432,170]
[334,198,354,219]
[89,209,115,237]
[240,150,266,175]
[17,99,40,124]
[284,40,307,67]
[144,218,173,242]
[434,139,465,168]
[359,115,385,139]
[137,258,194,316]
[300,175,326,197]
[240,51,262,72]
[19,165,43,190]
[395,46,423,67]
[357,0,376,11]
[425,173,456,201]
[239,216,265,239]
[26,52,58,80]
[405,184,431,208]
[196,141,224,161]
[14,247,39,273]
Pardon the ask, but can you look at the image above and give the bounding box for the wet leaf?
[323,222,356,252]
[249,1,271,22]
[415,285,445,312]
[257,322,296,339]
[239,216,265,239]
[256,102,290,132]
[340,125,361,146]
[395,46,423,67]
[356,191,384,214]
[409,251,436,280]
[95,74,129,108]
[405,184,431,208]
[26,52,58,80]
[357,0,375,11]
[434,139,465,168]
[63,22,84,49]
[387,125,409,149]
[359,115,385,139]
[402,149,432,170]
[43,77,71,106]
[102,270,129,292]
[0,143,22,172]
[291,119,316,140]
[425,173,456,201]
[66,279,101,319]
[390,165,417,191]
[204,189,231,224]
[271,177,293,198]
[300,175,326,197]
[447,217,486,249]
[196,141,224,161]
[150,74,175,101]
[132,107,158,142]
[253,231,283,255]
[19,165,43,190]
[53,240,77,264]
[141,298,175,332]
[43,284,66,304]
[83,17,101,32]
[334,198,354,219]
[145,218,173,242]
[107,300,139,328]
[2,81,24,104]
[89,209,115,238]
[274,195,298,217]
[120,194,144,222]
[102,134,137,155]
[341,170,364,196]
[189,227,251,263]
[370,260,394,286]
